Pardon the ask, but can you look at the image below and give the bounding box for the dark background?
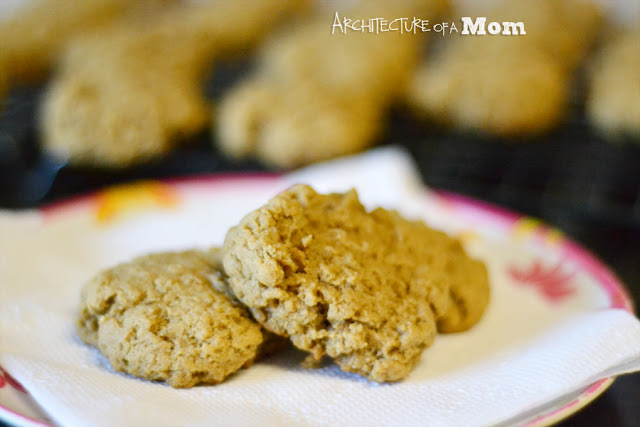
[1,61,639,425]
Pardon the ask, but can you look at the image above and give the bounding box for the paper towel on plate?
[1,147,640,427]
[282,147,426,208]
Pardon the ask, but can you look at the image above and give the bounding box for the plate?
[0,175,634,427]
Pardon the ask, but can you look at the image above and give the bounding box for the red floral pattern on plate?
[509,260,576,303]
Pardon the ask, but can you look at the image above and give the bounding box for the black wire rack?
[1,58,639,232]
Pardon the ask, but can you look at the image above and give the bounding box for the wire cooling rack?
[1,59,639,232]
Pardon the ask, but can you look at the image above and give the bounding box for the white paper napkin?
[1,147,640,427]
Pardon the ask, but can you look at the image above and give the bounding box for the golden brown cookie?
[40,31,211,168]
[489,0,602,70]
[216,0,449,168]
[587,29,640,138]
[216,79,384,167]
[222,185,452,382]
[0,0,165,104]
[41,0,304,168]
[77,249,265,388]
[428,236,490,333]
[408,41,568,136]
[407,0,602,137]
[370,210,490,333]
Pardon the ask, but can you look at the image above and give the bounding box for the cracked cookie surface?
[370,213,490,334]
[77,248,264,388]
[223,185,451,382]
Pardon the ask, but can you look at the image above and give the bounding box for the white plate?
[0,175,634,427]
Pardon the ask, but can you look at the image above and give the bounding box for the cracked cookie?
[370,210,490,334]
[222,185,453,382]
[77,248,264,388]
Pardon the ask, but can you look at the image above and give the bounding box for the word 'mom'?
[461,17,526,35]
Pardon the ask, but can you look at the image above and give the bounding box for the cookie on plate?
[429,236,490,333]
[368,209,490,333]
[222,185,455,382]
[77,248,265,388]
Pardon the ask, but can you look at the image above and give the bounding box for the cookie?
[77,249,265,388]
[41,0,304,168]
[489,0,602,70]
[428,236,490,333]
[222,185,453,382]
[407,0,601,137]
[215,0,449,168]
[40,43,210,168]
[216,79,384,167]
[408,40,568,137]
[587,29,640,138]
[370,210,490,333]
[0,0,162,105]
